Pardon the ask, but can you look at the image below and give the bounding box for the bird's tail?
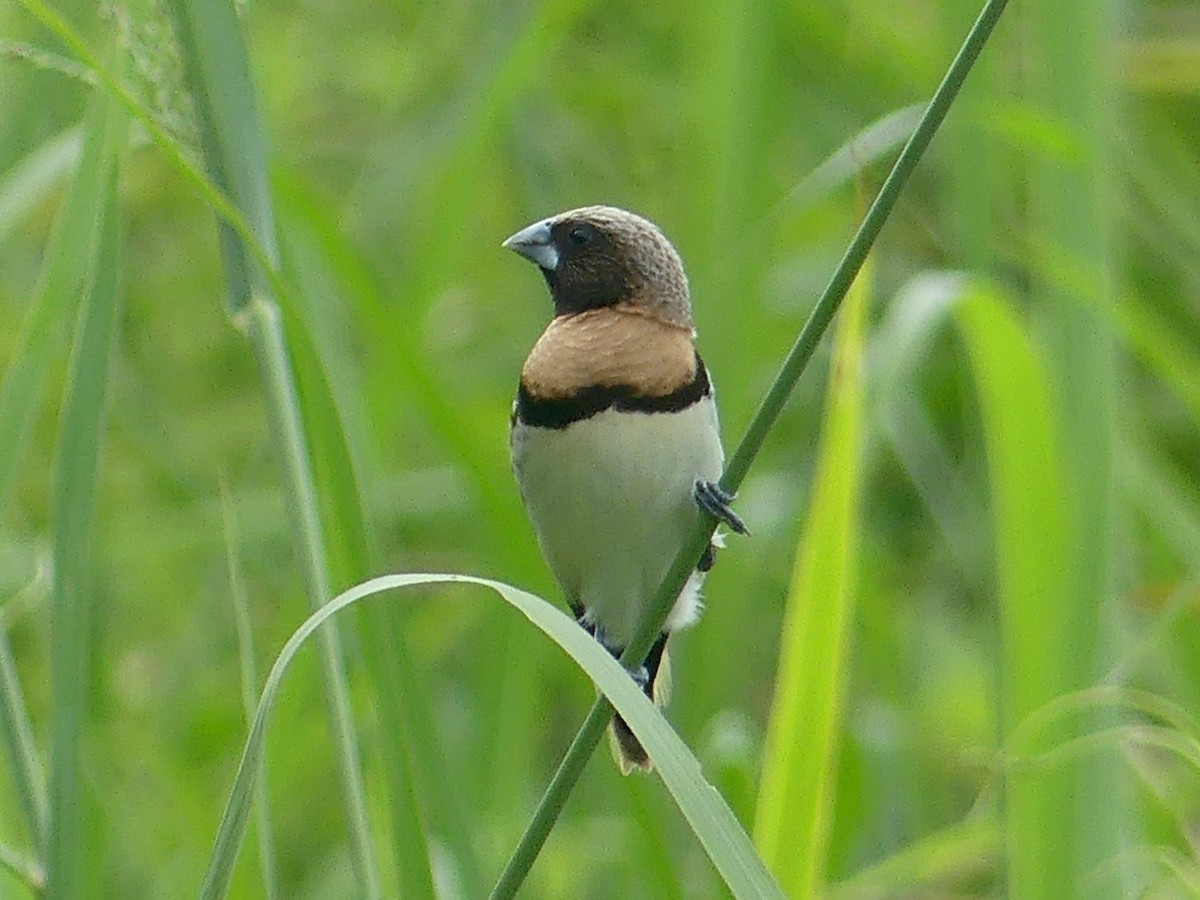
[610,640,672,775]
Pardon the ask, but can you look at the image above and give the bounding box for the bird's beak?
[502,219,559,271]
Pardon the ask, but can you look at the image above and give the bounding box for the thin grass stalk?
[47,152,121,900]
[489,1,1010,894]
[0,616,46,853]
[238,298,384,897]
[162,0,409,893]
[219,479,279,900]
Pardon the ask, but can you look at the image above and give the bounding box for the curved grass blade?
[876,272,1080,897]
[200,574,784,900]
[277,204,483,894]
[777,103,926,215]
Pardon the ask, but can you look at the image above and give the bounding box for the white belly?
[512,399,724,646]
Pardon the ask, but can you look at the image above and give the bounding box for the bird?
[503,205,747,773]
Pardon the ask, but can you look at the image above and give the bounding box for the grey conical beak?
[502,219,559,271]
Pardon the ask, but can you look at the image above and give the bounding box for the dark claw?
[628,665,649,691]
[693,479,750,535]
[595,634,653,695]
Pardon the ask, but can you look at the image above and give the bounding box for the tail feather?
[609,641,671,774]
[610,715,650,774]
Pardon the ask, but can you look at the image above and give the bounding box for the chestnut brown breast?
[520,305,697,400]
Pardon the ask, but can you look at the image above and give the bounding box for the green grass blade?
[281,299,445,897]
[830,817,1000,899]
[1114,295,1200,428]
[776,103,925,222]
[0,121,113,517]
[1024,0,1126,890]
[0,102,113,879]
[47,111,123,900]
[199,574,785,900]
[753,258,871,896]
[953,284,1075,899]
[218,479,279,900]
[238,298,389,896]
[875,271,1095,897]
[0,621,45,852]
[162,0,413,893]
[160,5,278,279]
[0,125,81,247]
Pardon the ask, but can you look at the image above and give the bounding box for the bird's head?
[503,206,692,329]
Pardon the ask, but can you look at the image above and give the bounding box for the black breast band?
[515,354,711,430]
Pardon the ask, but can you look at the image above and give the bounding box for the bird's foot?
[628,664,649,689]
[693,479,749,535]
[578,618,655,697]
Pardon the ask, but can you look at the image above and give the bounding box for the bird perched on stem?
[504,205,747,774]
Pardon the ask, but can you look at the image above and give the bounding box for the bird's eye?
[568,225,594,246]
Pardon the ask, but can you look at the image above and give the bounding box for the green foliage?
[754,258,871,896]
[46,92,124,900]
[1,0,1199,897]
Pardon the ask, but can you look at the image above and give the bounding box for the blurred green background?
[2,0,1199,897]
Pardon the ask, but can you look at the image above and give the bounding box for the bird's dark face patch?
[544,218,634,316]
[505,205,693,329]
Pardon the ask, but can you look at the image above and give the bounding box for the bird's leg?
[574,607,594,636]
[693,479,750,535]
